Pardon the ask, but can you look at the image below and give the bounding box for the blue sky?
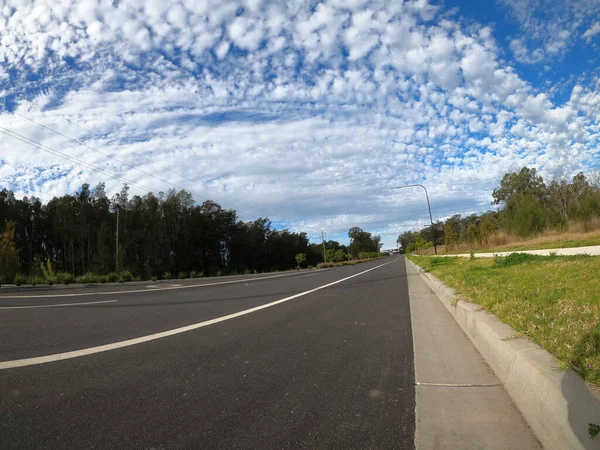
[0,0,599,249]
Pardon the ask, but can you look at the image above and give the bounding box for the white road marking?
[0,259,396,369]
[0,271,317,299]
[0,300,117,310]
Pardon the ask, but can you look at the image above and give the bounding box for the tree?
[396,231,415,253]
[492,167,547,206]
[0,222,19,283]
[444,223,459,249]
[348,227,382,257]
[295,253,307,269]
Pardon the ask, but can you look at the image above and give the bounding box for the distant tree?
[396,231,416,253]
[0,222,19,283]
[444,223,459,249]
[348,227,382,257]
[295,253,307,269]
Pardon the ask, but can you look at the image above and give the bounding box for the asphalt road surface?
[0,258,415,449]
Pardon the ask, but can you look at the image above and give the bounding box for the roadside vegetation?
[409,253,600,387]
[0,184,385,286]
[398,167,600,254]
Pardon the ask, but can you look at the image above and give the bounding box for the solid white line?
[0,259,396,369]
[416,382,502,387]
[0,300,117,310]
[0,271,317,299]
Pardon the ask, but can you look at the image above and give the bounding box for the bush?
[119,271,133,282]
[14,273,27,286]
[151,275,157,281]
[178,271,187,279]
[358,252,382,260]
[106,272,119,282]
[162,272,172,280]
[76,273,99,284]
[215,270,222,277]
[41,258,56,281]
[189,271,197,279]
[325,249,347,263]
[27,275,45,286]
[56,272,76,285]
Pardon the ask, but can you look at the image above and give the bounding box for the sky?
[0,0,599,249]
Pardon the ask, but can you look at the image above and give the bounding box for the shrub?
[106,272,119,282]
[162,272,172,280]
[358,252,381,260]
[41,258,56,281]
[119,271,133,282]
[151,275,157,281]
[14,273,27,286]
[325,249,347,263]
[189,271,197,279]
[56,272,76,285]
[76,273,98,284]
[215,270,222,277]
[99,275,108,283]
[27,275,45,286]
[178,271,187,279]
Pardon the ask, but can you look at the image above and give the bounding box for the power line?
[0,127,164,196]
[16,107,263,220]
[0,130,278,246]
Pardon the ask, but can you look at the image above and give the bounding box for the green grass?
[409,253,600,387]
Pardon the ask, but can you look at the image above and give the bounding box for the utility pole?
[116,206,119,273]
[321,230,327,262]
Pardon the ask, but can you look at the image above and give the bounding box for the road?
[0,258,416,449]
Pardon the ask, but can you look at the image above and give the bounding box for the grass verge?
[408,253,600,387]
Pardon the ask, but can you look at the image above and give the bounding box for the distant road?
[0,258,415,449]
[433,244,600,258]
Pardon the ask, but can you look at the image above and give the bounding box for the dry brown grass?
[419,218,600,255]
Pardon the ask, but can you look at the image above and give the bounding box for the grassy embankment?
[409,253,600,387]
[417,218,600,255]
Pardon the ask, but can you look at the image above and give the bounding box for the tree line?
[397,167,600,252]
[0,183,383,283]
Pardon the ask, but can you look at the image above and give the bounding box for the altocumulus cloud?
[0,0,599,247]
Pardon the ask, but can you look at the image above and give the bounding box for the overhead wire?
[16,106,264,221]
[0,130,271,246]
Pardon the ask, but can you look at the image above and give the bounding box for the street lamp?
[391,184,437,255]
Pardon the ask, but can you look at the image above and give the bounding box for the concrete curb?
[406,258,600,450]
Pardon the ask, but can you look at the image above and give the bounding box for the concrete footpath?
[406,260,541,449]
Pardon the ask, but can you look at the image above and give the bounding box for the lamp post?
[391,184,437,255]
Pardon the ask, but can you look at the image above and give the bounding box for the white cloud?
[583,22,600,42]
[499,0,600,63]
[0,0,598,249]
